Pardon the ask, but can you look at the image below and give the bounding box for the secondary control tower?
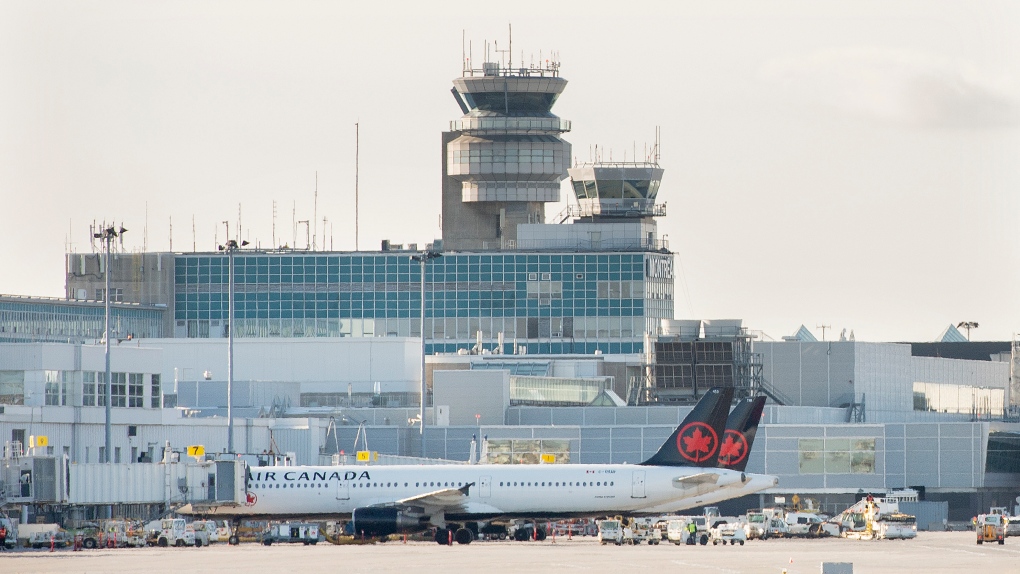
[441,56,572,250]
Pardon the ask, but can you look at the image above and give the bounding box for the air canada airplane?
[182,387,777,544]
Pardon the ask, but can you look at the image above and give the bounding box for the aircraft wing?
[389,482,475,514]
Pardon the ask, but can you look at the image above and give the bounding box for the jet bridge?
[66,458,247,507]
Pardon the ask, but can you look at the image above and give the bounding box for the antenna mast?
[355,122,360,251]
[313,171,318,251]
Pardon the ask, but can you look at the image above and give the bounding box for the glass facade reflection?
[173,251,673,354]
[0,296,164,342]
[798,438,876,474]
[912,382,1005,417]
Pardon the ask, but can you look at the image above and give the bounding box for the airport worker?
[687,521,697,545]
[0,524,6,550]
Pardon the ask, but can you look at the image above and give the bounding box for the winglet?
[640,387,734,467]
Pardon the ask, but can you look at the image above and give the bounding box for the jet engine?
[351,507,422,537]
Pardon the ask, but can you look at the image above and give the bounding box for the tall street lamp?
[93,225,126,463]
[411,250,441,458]
[218,238,248,454]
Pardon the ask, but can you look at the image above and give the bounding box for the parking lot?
[2,532,1018,573]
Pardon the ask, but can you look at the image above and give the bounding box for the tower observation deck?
[442,58,572,250]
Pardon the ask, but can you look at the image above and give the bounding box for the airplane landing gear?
[454,528,473,545]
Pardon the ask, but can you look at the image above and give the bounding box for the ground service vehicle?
[710,520,747,545]
[835,496,916,540]
[0,516,19,550]
[976,514,1005,545]
[744,511,767,539]
[785,512,838,537]
[29,530,71,549]
[629,520,661,545]
[666,517,708,545]
[597,519,624,545]
[262,522,320,545]
[182,390,778,545]
[157,518,197,547]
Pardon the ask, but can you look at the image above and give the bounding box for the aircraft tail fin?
[716,395,766,472]
[640,387,734,467]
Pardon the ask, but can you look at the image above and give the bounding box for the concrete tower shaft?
[442,62,572,251]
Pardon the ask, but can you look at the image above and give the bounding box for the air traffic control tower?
[442,58,572,250]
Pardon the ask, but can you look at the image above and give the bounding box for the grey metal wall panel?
[765,437,801,451]
[615,408,648,425]
[939,473,975,488]
[611,427,642,439]
[647,407,683,425]
[765,426,823,438]
[580,427,611,439]
[517,408,552,426]
[899,501,948,531]
[885,451,905,475]
[611,451,642,464]
[580,438,611,455]
[938,425,976,438]
[581,409,616,425]
[532,427,580,439]
[773,474,823,490]
[550,408,584,426]
[905,450,938,480]
[765,451,800,474]
[939,438,973,452]
[824,426,883,438]
[905,424,939,438]
[611,439,642,454]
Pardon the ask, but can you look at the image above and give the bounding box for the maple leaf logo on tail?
[717,430,749,467]
[676,422,719,464]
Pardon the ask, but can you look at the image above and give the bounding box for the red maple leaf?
[719,435,743,460]
[682,428,714,456]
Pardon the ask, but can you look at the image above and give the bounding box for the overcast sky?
[2,1,1017,343]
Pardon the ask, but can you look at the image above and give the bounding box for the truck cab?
[597,519,624,545]
[976,514,1006,545]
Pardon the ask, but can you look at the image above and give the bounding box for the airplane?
[181,387,777,544]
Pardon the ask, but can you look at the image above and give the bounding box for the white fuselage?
[213,463,777,521]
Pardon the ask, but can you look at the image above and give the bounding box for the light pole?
[411,250,441,458]
[957,321,979,341]
[93,225,126,463]
[218,238,248,454]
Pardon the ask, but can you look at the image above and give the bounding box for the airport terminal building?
[2,56,1019,523]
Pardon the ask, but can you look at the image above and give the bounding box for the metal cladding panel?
[764,451,800,475]
[69,463,169,504]
[32,458,57,502]
[580,408,616,425]
[611,427,642,439]
[899,501,949,531]
[549,408,583,426]
[615,408,648,425]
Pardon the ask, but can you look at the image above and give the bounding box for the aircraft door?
[479,476,491,498]
[336,478,350,500]
[631,470,646,498]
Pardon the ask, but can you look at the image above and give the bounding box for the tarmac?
[1,531,1017,574]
